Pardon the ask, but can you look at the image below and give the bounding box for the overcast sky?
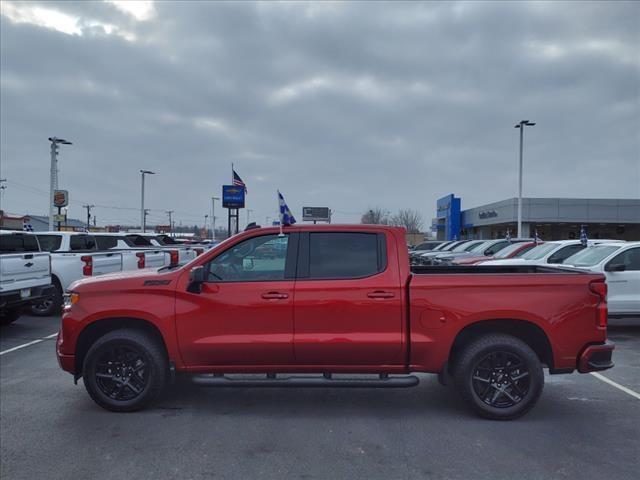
[1,0,638,229]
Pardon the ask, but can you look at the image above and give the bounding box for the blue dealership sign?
[436,194,461,240]
[222,185,245,209]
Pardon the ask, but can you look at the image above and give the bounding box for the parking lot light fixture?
[140,170,155,232]
[514,120,536,237]
[48,137,72,231]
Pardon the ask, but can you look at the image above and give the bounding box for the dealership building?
[432,194,640,241]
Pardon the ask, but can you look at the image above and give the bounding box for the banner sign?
[302,207,331,222]
[53,190,69,208]
[222,185,245,209]
[53,214,67,223]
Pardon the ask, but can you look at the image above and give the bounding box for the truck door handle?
[261,292,289,300]
[367,291,395,299]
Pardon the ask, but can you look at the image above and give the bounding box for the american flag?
[233,169,247,193]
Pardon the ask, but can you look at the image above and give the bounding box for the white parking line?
[590,372,640,401]
[0,333,58,356]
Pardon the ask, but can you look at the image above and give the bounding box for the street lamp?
[212,196,220,240]
[48,137,72,231]
[514,120,536,237]
[140,170,155,232]
[204,214,209,237]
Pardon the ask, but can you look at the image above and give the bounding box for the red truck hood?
[68,268,179,292]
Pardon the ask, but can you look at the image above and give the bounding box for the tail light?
[589,280,608,329]
[169,250,179,265]
[194,248,204,256]
[80,256,93,276]
[136,252,145,269]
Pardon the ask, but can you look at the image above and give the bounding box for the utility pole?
[166,210,174,234]
[48,137,72,231]
[514,120,536,237]
[140,170,155,232]
[212,196,219,240]
[83,204,95,230]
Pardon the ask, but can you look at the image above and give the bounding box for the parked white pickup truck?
[0,231,55,325]
[30,232,123,316]
[126,233,199,265]
[92,233,170,270]
[562,242,640,318]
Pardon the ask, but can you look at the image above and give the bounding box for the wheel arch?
[448,319,554,371]
[74,317,169,378]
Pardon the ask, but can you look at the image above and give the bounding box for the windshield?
[468,241,493,254]
[125,235,154,247]
[156,235,179,245]
[494,242,528,259]
[564,245,622,267]
[434,242,451,251]
[521,242,561,260]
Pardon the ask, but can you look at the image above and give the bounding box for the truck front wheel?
[82,329,167,412]
[453,334,543,420]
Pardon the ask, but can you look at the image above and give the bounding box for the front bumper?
[578,341,615,373]
[0,284,56,310]
[56,333,76,374]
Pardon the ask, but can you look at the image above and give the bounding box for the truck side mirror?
[187,265,205,293]
[606,263,626,272]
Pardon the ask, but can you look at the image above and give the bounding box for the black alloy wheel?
[94,345,150,401]
[453,334,544,420]
[470,351,530,408]
[83,329,167,412]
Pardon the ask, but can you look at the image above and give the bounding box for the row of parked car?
[409,238,640,318]
[0,230,216,325]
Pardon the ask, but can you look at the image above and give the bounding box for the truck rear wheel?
[453,334,543,420]
[0,308,21,326]
[82,329,167,412]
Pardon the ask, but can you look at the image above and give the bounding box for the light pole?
[48,137,72,231]
[204,214,209,238]
[166,210,174,234]
[211,197,219,240]
[140,170,155,232]
[514,120,535,237]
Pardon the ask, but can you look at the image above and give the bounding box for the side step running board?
[190,374,420,389]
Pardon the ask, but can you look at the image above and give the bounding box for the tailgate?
[91,252,123,275]
[0,253,51,292]
[145,250,169,268]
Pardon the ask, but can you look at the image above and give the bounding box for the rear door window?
[95,236,119,250]
[69,235,97,251]
[306,232,384,279]
[35,234,62,252]
[0,233,40,253]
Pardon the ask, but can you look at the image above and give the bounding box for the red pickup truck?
[57,225,614,420]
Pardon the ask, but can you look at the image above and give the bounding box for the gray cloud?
[1,0,638,228]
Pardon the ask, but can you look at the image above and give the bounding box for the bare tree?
[361,208,390,225]
[390,209,423,233]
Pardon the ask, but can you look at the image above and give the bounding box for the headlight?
[63,292,80,310]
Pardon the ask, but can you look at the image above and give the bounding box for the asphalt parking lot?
[1,315,638,480]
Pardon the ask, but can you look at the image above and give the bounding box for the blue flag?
[580,226,588,246]
[278,191,296,226]
[534,229,541,244]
